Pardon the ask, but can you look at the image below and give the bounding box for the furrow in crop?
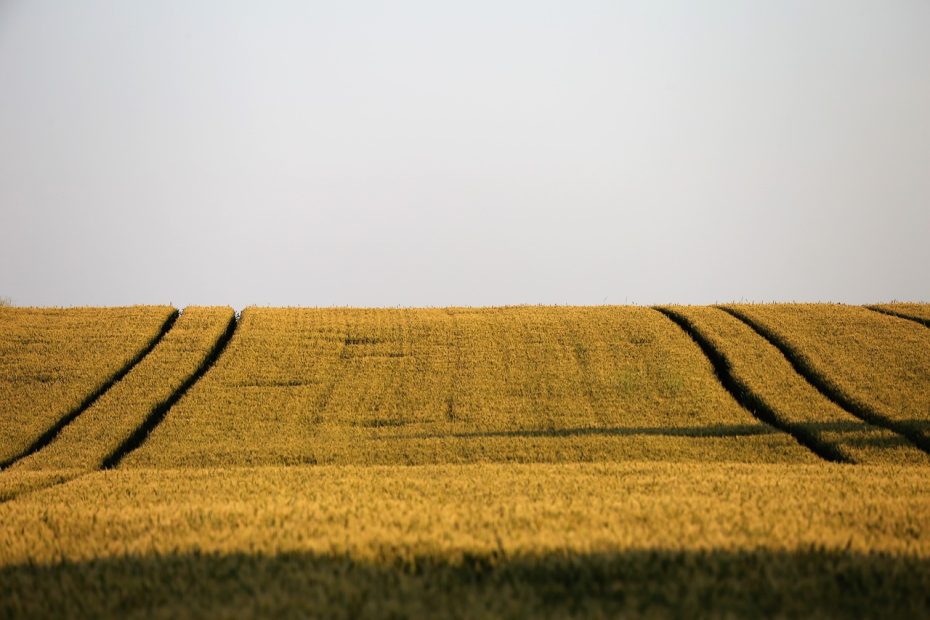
[654,307,849,463]
[0,310,179,470]
[719,306,930,456]
[865,305,930,329]
[101,312,238,468]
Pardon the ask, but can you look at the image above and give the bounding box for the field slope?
[1,303,928,618]
[723,304,930,454]
[661,305,929,465]
[0,306,175,467]
[4,307,234,475]
[122,306,815,467]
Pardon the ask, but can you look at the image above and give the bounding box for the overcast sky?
[1,1,928,309]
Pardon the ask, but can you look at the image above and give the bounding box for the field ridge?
[718,306,930,456]
[655,307,848,463]
[0,309,179,470]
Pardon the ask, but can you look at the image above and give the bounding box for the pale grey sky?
[1,1,928,309]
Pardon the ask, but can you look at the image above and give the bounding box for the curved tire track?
[654,307,850,463]
[718,306,930,457]
[102,312,238,469]
[865,306,930,329]
[0,310,179,471]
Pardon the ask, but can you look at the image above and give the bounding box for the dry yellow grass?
[665,306,929,465]
[123,306,814,467]
[723,304,930,453]
[0,306,175,466]
[5,307,234,473]
[2,462,929,617]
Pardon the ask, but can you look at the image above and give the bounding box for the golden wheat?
[2,462,929,617]
[6,307,233,472]
[6,462,930,561]
[870,303,930,325]
[0,306,175,464]
[0,470,72,503]
[123,306,814,467]
[2,304,930,617]
[724,304,930,442]
[665,305,929,464]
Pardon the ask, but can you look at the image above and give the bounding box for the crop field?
[869,302,930,327]
[1,303,929,617]
[0,306,175,467]
[721,304,930,454]
[124,307,815,467]
[659,306,929,465]
[8,307,235,475]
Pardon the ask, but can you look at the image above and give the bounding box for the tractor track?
[0,310,179,471]
[654,307,850,463]
[718,306,930,457]
[101,312,238,468]
[865,306,930,329]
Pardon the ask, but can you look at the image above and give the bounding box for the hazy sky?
[1,1,928,309]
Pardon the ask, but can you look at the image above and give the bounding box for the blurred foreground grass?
[2,462,929,618]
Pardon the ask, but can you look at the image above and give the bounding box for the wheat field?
[723,303,930,453]
[124,306,813,468]
[1,303,929,617]
[0,306,175,467]
[661,305,929,464]
[869,303,930,326]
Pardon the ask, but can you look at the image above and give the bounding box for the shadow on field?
[2,548,929,618]
[394,423,775,439]
[391,420,894,440]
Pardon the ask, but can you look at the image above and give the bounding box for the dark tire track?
[865,306,930,329]
[101,312,238,469]
[654,307,850,464]
[718,306,930,457]
[0,310,179,471]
